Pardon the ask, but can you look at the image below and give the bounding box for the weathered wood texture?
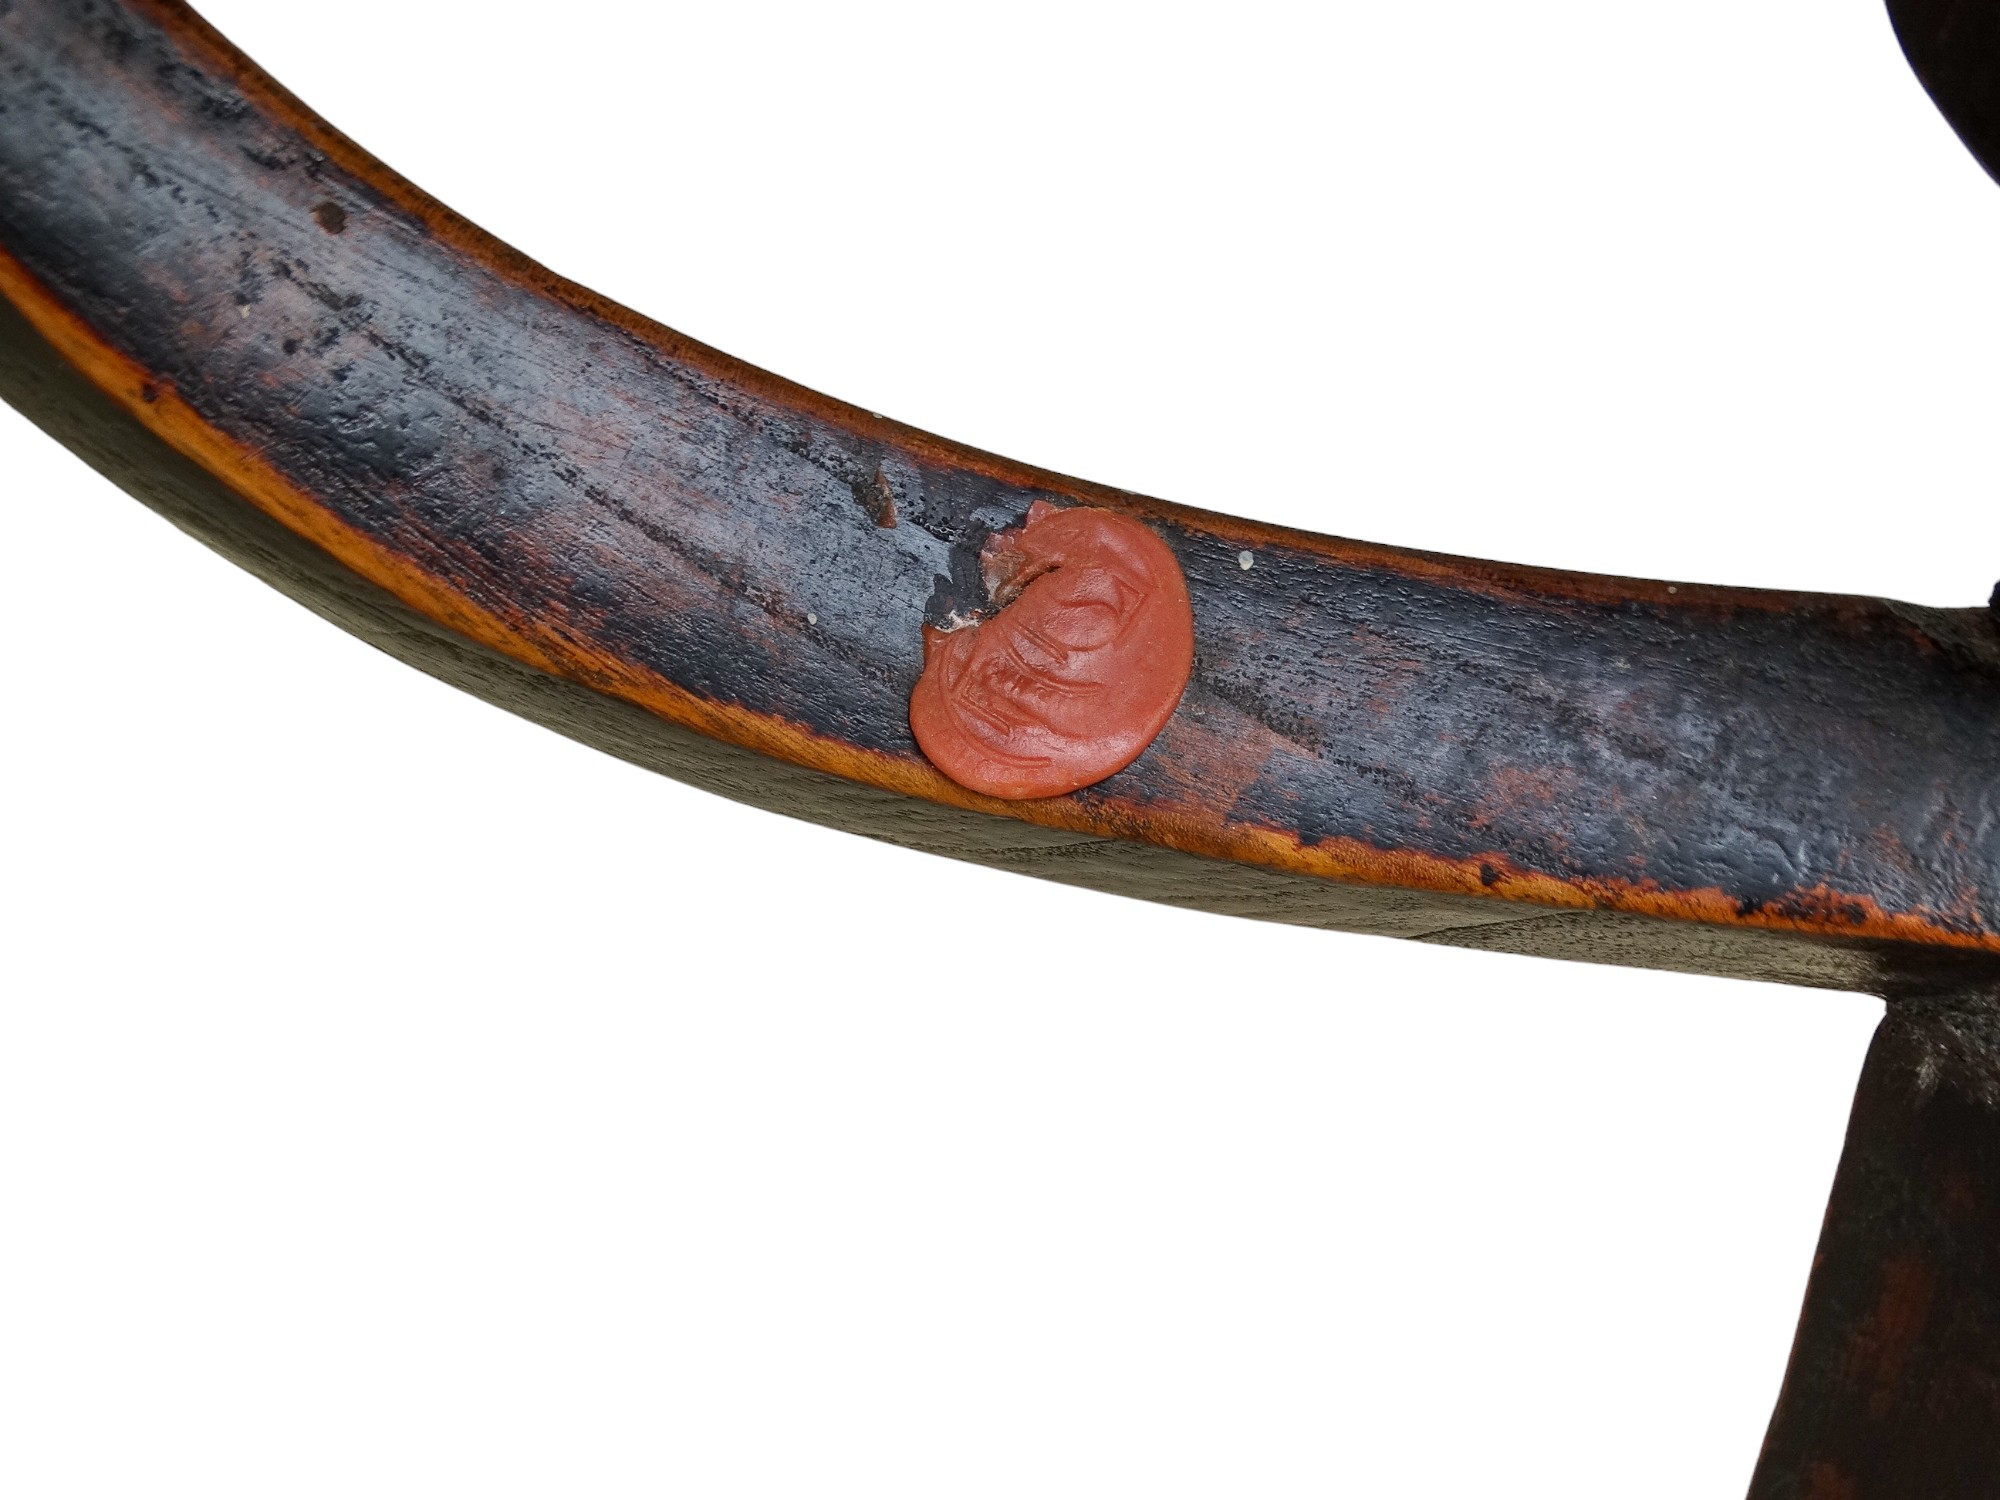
[12,3,2000,1494]
[1750,985,2000,1498]
[5,0,2000,994]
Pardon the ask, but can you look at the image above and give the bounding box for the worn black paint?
[5,0,2000,969]
[13,3,2000,1495]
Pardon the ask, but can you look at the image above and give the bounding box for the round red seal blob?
[910,502,1195,800]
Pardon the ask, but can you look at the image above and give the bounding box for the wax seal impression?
[910,502,1195,799]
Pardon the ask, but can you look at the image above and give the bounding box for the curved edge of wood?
[1887,0,2000,188]
[10,285,1970,996]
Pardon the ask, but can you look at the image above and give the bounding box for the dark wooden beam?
[8,5,2000,1489]
[4,0,2000,993]
[1751,984,2000,1497]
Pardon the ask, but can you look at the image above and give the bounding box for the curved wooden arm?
[1892,0,2000,185]
[13,3,2000,1495]
[4,0,1999,997]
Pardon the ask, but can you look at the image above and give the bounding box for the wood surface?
[1751,981,2000,1496]
[4,0,2000,994]
[9,4,2000,1494]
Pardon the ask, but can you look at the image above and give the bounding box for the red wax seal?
[910,502,1195,799]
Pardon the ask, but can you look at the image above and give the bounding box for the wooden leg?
[1750,989,2000,1497]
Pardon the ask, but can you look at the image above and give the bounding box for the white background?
[4,1,1997,1494]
